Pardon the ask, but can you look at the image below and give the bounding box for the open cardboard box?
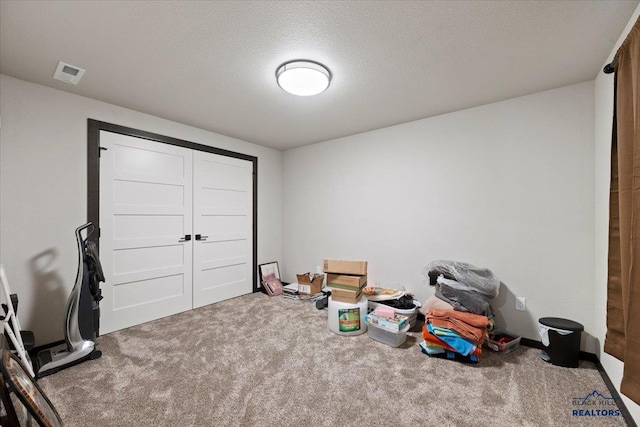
[296,273,324,295]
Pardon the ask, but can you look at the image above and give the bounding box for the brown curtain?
[605,16,640,405]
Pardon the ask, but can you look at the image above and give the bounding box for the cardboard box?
[326,273,367,290]
[323,259,368,275]
[331,286,364,304]
[296,273,324,295]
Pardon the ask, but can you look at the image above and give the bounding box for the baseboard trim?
[519,338,637,427]
[519,337,543,350]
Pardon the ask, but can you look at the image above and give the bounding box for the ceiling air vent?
[53,61,85,85]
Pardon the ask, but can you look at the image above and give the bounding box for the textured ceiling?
[1,1,638,150]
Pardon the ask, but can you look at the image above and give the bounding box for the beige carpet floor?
[38,292,629,426]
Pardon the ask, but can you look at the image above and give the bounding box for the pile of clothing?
[421,309,489,363]
[419,260,500,363]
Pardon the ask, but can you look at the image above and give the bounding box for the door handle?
[179,234,192,242]
[195,234,208,241]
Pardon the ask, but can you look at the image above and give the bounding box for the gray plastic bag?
[422,260,500,300]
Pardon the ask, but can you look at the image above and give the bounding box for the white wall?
[0,74,283,345]
[283,81,596,352]
[594,4,640,424]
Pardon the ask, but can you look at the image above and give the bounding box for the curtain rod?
[603,57,617,74]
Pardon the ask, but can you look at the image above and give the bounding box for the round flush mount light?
[276,60,331,96]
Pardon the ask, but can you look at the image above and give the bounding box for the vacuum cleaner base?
[35,341,101,379]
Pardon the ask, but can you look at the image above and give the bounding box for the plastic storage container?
[366,319,410,347]
[538,317,583,368]
[486,333,521,353]
[367,301,418,328]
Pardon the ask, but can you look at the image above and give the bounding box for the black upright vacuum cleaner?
[35,222,104,378]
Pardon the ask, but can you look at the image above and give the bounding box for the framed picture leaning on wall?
[258,262,283,296]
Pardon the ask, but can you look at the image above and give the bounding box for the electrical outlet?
[516,297,526,311]
[316,265,322,274]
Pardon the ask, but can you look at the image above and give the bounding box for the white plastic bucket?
[328,295,368,336]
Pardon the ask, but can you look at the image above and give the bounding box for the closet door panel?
[99,131,193,334]
[198,240,247,270]
[193,152,253,308]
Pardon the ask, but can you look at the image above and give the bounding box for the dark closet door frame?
[86,119,260,293]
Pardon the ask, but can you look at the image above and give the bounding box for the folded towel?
[426,309,489,344]
[422,325,483,358]
[420,294,455,315]
[422,325,457,352]
[427,324,476,356]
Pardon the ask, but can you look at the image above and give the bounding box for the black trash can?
[538,317,583,368]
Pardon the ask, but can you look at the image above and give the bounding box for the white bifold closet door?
[99,131,253,334]
[192,151,252,308]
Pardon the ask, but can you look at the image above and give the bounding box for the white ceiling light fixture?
[276,60,331,96]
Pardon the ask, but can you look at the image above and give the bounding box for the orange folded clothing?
[428,309,489,328]
[422,325,482,357]
[426,309,489,344]
[422,325,457,352]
